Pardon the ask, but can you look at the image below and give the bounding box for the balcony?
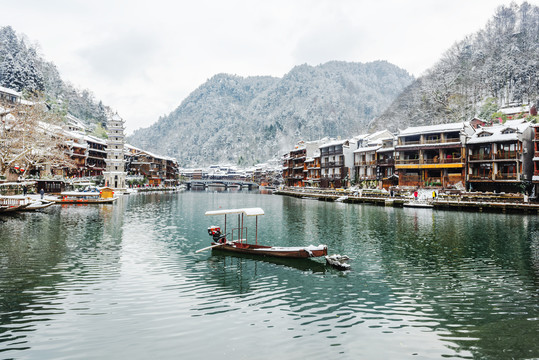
[321,174,343,180]
[494,151,518,160]
[495,172,518,180]
[469,174,492,180]
[397,138,461,147]
[378,159,395,166]
[395,159,420,165]
[396,158,464,165]
[321,161,344,168]
[469,154,492,161]
[400,140,420,146]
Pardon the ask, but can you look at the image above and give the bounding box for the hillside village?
[279,104,539,197]
[3,82,539,201]
[0,85,179,189]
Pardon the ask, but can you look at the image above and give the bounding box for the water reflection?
[0,201,125,355]
[0,191,538,359]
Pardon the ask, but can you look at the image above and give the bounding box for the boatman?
[208,226,227,244]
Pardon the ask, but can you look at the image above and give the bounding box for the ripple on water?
[1,193,539,359]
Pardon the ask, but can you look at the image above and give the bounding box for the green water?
[1,191,538,359]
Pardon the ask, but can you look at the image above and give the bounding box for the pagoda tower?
[103,113,127,191]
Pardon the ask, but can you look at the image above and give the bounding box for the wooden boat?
[0,204,28,213]
[19,199,54,211]
[0,196,30,213]
[52,190,118,204]
[200,207,328,258]
[403,201,433,209]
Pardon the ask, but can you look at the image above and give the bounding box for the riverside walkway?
[275,188,539,214]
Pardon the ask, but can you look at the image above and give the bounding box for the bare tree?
[0,95,75,179]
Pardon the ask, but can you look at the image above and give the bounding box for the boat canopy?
[205,207,264,217]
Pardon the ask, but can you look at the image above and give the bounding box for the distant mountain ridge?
[370,2,539,132]
[129,61,413,167]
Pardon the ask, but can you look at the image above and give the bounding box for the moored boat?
[0,196,30,213]
[52,187,118,204]
[199,207,328,258]
[19,199,54,211]
[403,201,433,208]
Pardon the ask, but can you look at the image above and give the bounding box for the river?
[1,190,538,359]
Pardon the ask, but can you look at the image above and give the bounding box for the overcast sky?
[2,0,517,133]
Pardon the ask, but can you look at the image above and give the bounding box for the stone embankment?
[275,188,539,214]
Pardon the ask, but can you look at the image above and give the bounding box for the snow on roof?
[399,122,465,136]
[319,139,348,148]
[0,85,21,97]
[467,121,530,144]
[366,129,394,140]
[353,145,381,153]
[125,143,143,152]
[500,105,530,115]
[84,135,107,145]
[110,113,124,121]
[351,133,369,141]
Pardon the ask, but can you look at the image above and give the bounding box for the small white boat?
[325,254,351,270]
[403,201,433,208]
[19,199,54,211]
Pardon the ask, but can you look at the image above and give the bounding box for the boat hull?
[211,242,327,258]
[52,198,117,204]
[403,202,433,208]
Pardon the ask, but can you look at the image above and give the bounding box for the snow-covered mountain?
[129,61,413,167]
[0,26,109,127]
[370,2,539,132]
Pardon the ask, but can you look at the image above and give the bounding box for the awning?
[205,207,265,216]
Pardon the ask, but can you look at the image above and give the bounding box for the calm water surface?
[1,191,538,359]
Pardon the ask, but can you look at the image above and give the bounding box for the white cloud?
[1,0,505,133]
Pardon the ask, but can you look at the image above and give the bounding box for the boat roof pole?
[255,215,258,245]
[224,214,227,238]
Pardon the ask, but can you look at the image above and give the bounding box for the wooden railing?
[469,154,492,161]
[495,172,518,180]
[468,174,491,180]
[378,159,395,166]
[396,158,463,165]
[495,151,518,160]
[321,161,344,168]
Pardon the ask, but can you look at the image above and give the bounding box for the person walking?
[40,188,45,199]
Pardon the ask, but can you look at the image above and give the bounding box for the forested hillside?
[129,61,413,166]
[370,2,539,131]
[0,26,109,127]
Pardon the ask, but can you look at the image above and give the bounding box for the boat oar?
[195,243,223,253]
